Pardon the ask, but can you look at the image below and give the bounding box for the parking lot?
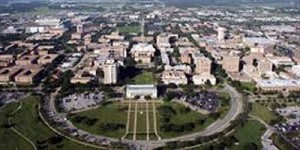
[0,92,26,106]
[275,106,300,133]
[60,92,104,112]
[181,91,219,113]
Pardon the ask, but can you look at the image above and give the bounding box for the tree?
[134,95,140,100]
[153,56,162,66]
[167,83,178,89]
[243,142,258,150]
[144,95,151,100]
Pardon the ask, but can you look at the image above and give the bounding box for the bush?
[99,123,125,131]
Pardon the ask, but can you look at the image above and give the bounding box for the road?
[43,83,244,149]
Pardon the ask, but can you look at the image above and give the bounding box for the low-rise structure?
[130,43,155,64]
[14,67,43,85]
[0,66,22,83]
[256,79,300,92]
[162,70,187,85]
[193,73,216,85]
[126,84,157,99]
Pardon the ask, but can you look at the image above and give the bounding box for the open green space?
[230,120,266,150]
[217,92,231,118]
[0,96,96,150]
[0,103,33,150]
[271,133,295,150]
[117,26,140,34]
[69,102,127,138]
[70,100,229,140]
[18,6,59,16]
[251,103,276,124]
[130,71,155,84]
[158,101,217,139]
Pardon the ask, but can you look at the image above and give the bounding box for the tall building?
[77,24,84,33]
[222,55,240,73]
[195,56,212,74]
[103,59,118,84]
[217,27,226,43]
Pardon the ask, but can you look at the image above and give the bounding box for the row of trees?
[71,115,98,126]
[99,123,125,131]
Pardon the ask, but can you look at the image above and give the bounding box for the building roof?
[257,79,300,88]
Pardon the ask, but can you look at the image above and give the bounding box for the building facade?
[103,59,118,84]
[126,84,157,99]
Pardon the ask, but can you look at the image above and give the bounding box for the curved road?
[46,83,243,149]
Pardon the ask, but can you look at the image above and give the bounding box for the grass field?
[0,103,33,150]
[70,102,127,138]
[117,26,140,34]
[0,96,96,150]
[70,100,226,141]
[230,120,266,150]
[241,82,257,92]
[158,101,216,138]
[251,103,276,124]
[130,71,155,84]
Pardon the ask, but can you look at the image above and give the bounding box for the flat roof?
[127,84,156,90]
[257,79,300,87]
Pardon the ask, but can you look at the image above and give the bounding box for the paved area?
[60,92,103,112]
[0,92,26,105]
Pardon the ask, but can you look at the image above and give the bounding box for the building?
[217,27,226,43]
[0,55,14,67]
[267,56,295,67]
[38,54,59,65]
[256,79,300,92]
[291,65,300,77]
[130,43,155,64]
[193,73,216,85]
[162,70,188,85]
[14,67,43,85]
[77,24,84,33]
[258,59,273,75]
[126,84,157,99]
[194,55,212,74]
[103,59,118,84]
[180,52,191,64]
[0,66,22,83]
[71,69,95,84]
[15,55,39,65]
[222,54,240,73]
[164,65,192,74]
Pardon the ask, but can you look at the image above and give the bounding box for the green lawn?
[231,120,266,150]
[240,82,257,92]
[217,92,231,118]
[0,96,96,150]
[271,133,295,150]
[117,26,140,34]
[70,100,228,140]
[130,71,155,84]
[251,103,276,124]
[0,103,33,150]
[158,101,216,138]
[69,102,127,138]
